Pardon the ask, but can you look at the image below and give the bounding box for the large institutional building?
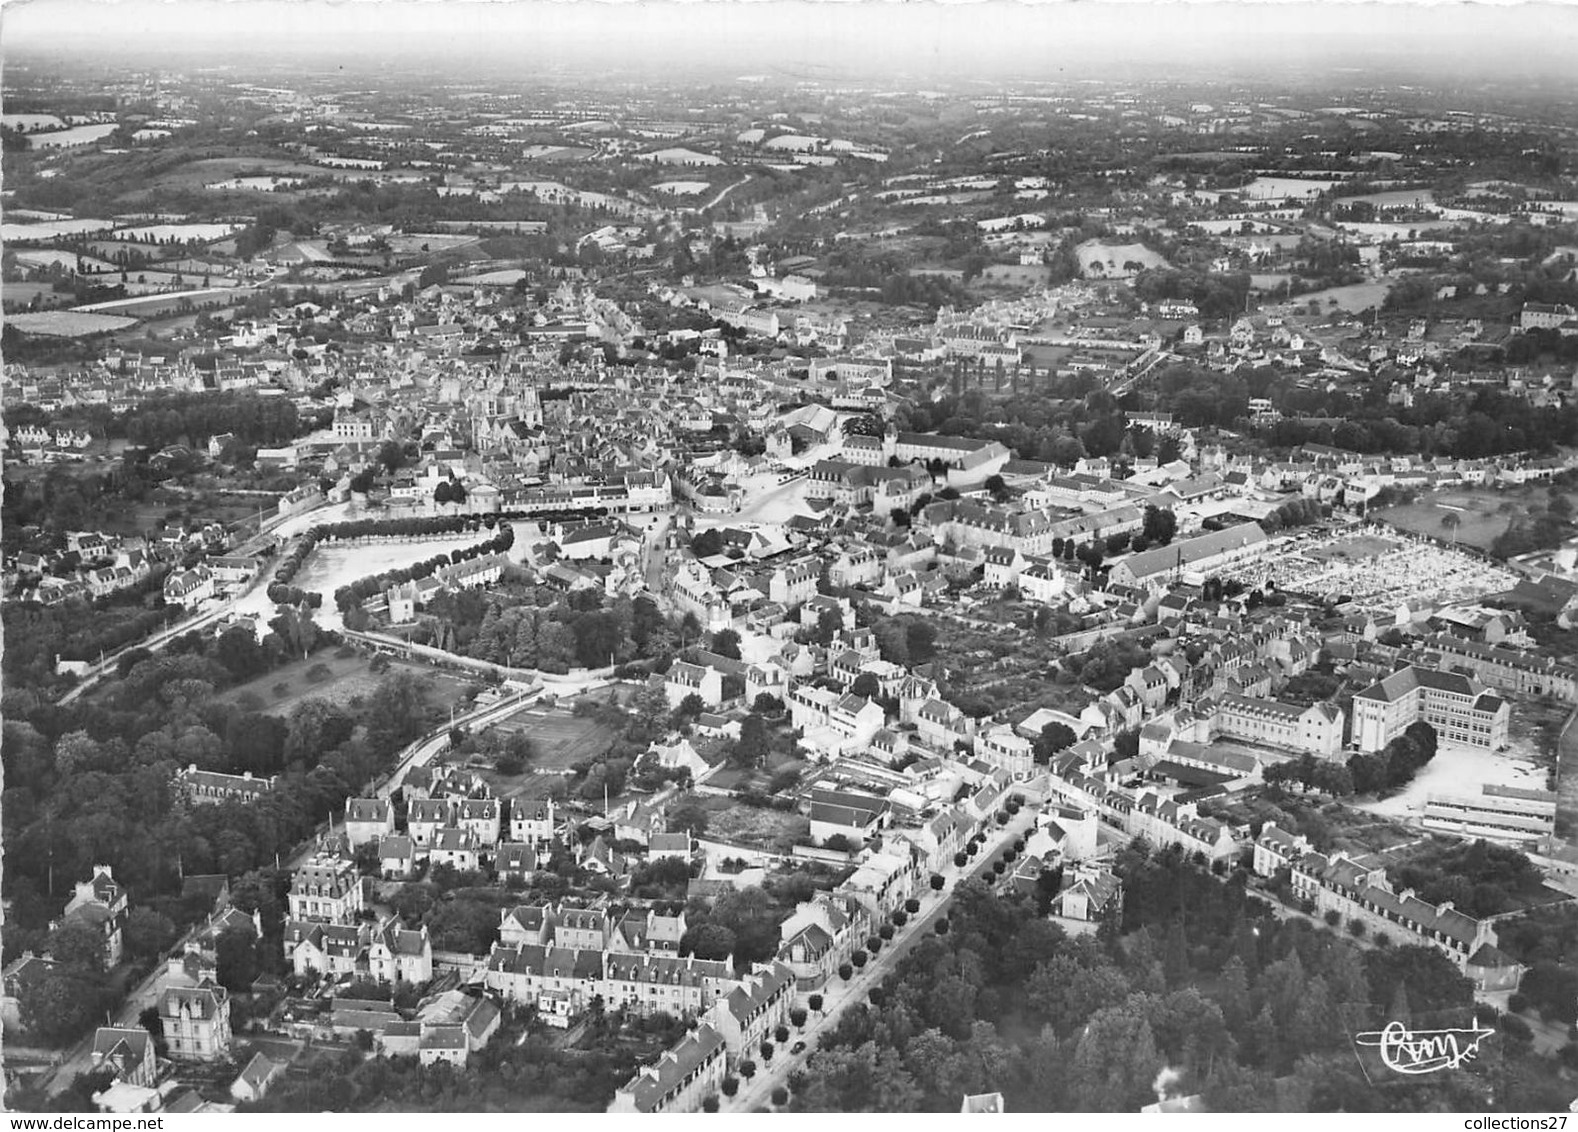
[1351,665,1510,753]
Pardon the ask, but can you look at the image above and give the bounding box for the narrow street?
[724,808,1039,1113]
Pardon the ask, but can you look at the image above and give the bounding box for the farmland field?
[204,176,307,192]
[652,181,711,196]
[1339,188,1439,210]
[518,145,595,161]
[130,157,329,193]
[1334,221,1455,241]
[109,222,245,243]
[29,123,118,148]
[2,219,116,242]
[978,264,1052,289]
[1238,176,1340,200]
[3,113,67,131]
[386,234,478,254]
[13,249,118,273]
[3,282,59,309]
[5,310,139,337]
[1284,279,1393,313]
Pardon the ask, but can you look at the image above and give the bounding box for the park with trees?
[785,842,1572,1111]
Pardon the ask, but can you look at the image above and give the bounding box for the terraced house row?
[1253,824,1525,990]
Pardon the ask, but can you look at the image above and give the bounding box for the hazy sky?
[4,1,1578,83]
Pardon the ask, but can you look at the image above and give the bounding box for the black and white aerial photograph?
[3,0,1578,1115]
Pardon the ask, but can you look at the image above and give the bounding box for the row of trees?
[334,525,515,614]
[1262,496,1327,532]
[266,582,322,608]
[1264,721,1439,798]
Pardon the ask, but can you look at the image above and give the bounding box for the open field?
[2,219,115,242]
[5,310,139,337]
[212,651,475,719]
[109,222,246,242]
[652,180,711,196]
[1374,484,1578,551]
[204,175,307,192]
[13,249,118,273]
[1239,176,1340,200]
[474,690,628,798]
[128,156,344,194]
[701,797,809,853]
[1076,240,1169,278]
[1283,279,1393,313]
[977,264,1052,290]
[3,113,67,131]
[1369,489,1514,552]
[30,123,118,148]
[2,282,58,309]
[487,703,623,772]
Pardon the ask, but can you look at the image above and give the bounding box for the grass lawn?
[974,264,1052,291]
[216,652,476,718]
[472,690,627,798]
[487,698,625,771]
[1376,485,1578,552]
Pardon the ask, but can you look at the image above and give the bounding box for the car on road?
[791,1041,807,1055]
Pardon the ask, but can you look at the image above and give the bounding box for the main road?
[724,806,1039,1113]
